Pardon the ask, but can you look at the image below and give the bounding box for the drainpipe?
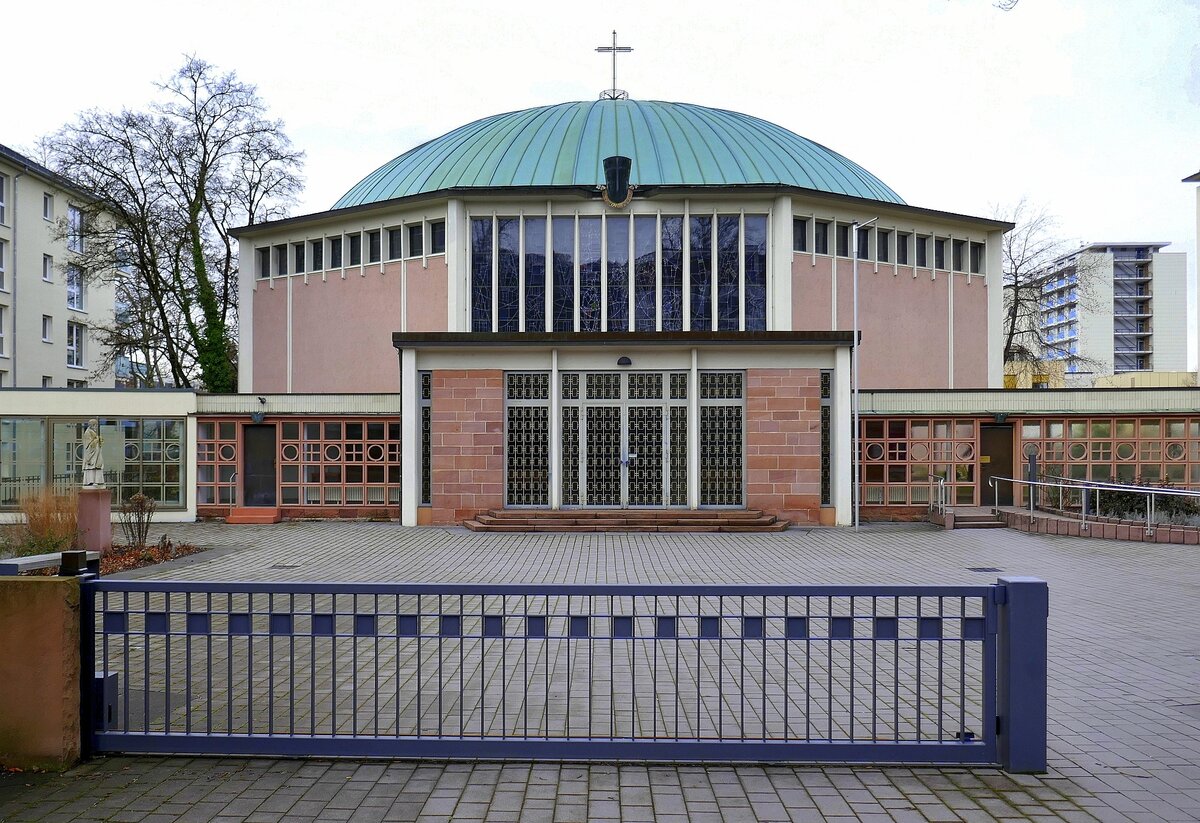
[9,171,23,381]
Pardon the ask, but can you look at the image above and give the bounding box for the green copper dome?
[333,100,905,208]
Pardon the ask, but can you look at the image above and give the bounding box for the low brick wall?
[995,508,1200,544]
[430,369,504,524]
[0,577,81,770]
[744,369,822,524]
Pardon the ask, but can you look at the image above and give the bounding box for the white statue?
[82,418,105,487]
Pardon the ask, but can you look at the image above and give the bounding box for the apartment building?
[0,144,115,388]
[1039,242,1189,377]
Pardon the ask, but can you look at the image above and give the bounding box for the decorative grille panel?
[700,406,743,505]
[628,373,663,400]
[506,373,550,400]
[506,407,549,505]
[627,406,663,505]
[820,368,833,507]
[561,373,579,400]
[670,407,688,506]
[561,407,580,505]
[670,373,688,400]
[586,373,621,400]
[700,372,743,399]
[586,406,621,505]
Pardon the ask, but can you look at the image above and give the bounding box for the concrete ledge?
[993,508,1193,543]
[0,577,81,770]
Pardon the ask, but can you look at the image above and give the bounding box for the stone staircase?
[225,506,282,525]
[951,508,1006,530]
[464,509,788,533]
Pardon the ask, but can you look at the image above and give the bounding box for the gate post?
[61,552,99,759]
[996,576,1048,773]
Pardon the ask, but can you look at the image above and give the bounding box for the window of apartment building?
[0,239,6,291]
[66,265,84,310]
[42,315,52,342]
[934,238,947,270]
[0,371,6,388]
[834,223,851,257]
[915,235,929,268]
[329,236,343,268]
[0,173,7,223]
[792,218,808,252]
[42,254,53,282]
[67,379,87,388]
[430,221,446,254]
[896,232,910,265]
[272,244,286,277]
[970,241,985,274]
[42,376,53,388]
[347,232,362,266]
[293,242,305,274]
[367,230,381,263]
[813,221,830,255]
[42,193,54,221]
[387,227,403,260]
[67,205,84,253]
[0,306,5,355]
[66,321,84,367]
[856,227,871,259]
[952,239,966,272]
[877,229,891,263]
[408,224,424,258]
[310,239,324,271]
[256,247,270,279]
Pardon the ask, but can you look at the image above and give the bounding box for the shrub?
[0,489,79,557]
[1096,477,1200,522]
[119,493,157,549]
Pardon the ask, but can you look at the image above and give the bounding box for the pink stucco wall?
[290,272,402,392]
[251,283,288,392]
[791,255,989,389]
[953,276,990,388]
[406,257,449,332]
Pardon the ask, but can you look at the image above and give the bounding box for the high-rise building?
[0,143,115,388]
[1038,242,1188,377]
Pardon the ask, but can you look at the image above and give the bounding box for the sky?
[5,0,1200,359]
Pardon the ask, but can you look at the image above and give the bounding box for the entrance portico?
[394,332,854,527]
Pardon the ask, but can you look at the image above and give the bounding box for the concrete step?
[955,521,1007,529]
[466,509,788,533]
[484,508,766,520]
[226,507,282,524]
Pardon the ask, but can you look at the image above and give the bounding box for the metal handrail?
[929,474,949,516]
[988,475,1199,535]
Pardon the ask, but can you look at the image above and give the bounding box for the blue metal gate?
[81,578,1046,768]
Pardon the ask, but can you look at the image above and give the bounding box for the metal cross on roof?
[596,30,633,100]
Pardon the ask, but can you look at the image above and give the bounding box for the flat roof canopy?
[392,331,856,350]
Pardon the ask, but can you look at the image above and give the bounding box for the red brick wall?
[745,368,824,524]
[431,370,504,524]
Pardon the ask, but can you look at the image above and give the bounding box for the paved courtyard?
[3,521,1200,821]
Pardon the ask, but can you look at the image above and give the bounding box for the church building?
[229,95,1012,528]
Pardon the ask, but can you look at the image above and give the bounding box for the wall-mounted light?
[617,356,632,367]
[994,413,1008,424]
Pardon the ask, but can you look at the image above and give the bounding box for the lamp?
[617,356,632,367]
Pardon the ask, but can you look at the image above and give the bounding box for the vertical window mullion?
[491,214,498,332]
[573,214,580,332]
[656,212,663,331]
[682,202,691,331]
[600,213,608,332]
[518,214,526,332]
[738,211,745,331]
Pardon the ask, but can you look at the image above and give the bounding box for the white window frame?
[67,378,88,389]
[43,192,54,221]
[66,321,84,368]
[0,173,7,224]
[42,254,53,282]
[42,315,53,342]
[0,238,6,291]
[67,205,84,253]
[0,306,5,356]
[67,265,85,310]
[42,376,53,388]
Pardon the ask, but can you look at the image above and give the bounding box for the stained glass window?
[552,218,574,332]
[661,217,683,331]
[578,217,602,332]
[470,218,493,332]
[634,216,657,331]
[497,218,520,332]
[689,215,712,331]
[716,215,740,330]
[606,215,629,332]
[524,217,546,332]
[743,215,767,331]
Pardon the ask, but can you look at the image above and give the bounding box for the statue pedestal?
[78,488,113,555]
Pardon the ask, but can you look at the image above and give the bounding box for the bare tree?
[994,199,1103,374]
[41,56,303,391]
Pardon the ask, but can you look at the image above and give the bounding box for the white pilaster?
[833,345,853,525]
[445,199,465,331]
[400,348,419,526]
[770,196,792,330]
[986,229,1005,388]
[237,235,254,392]
[687,348,700,509]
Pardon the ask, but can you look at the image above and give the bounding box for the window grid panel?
[861,417,979,507]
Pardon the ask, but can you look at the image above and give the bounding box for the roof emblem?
[596,30,632,100]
